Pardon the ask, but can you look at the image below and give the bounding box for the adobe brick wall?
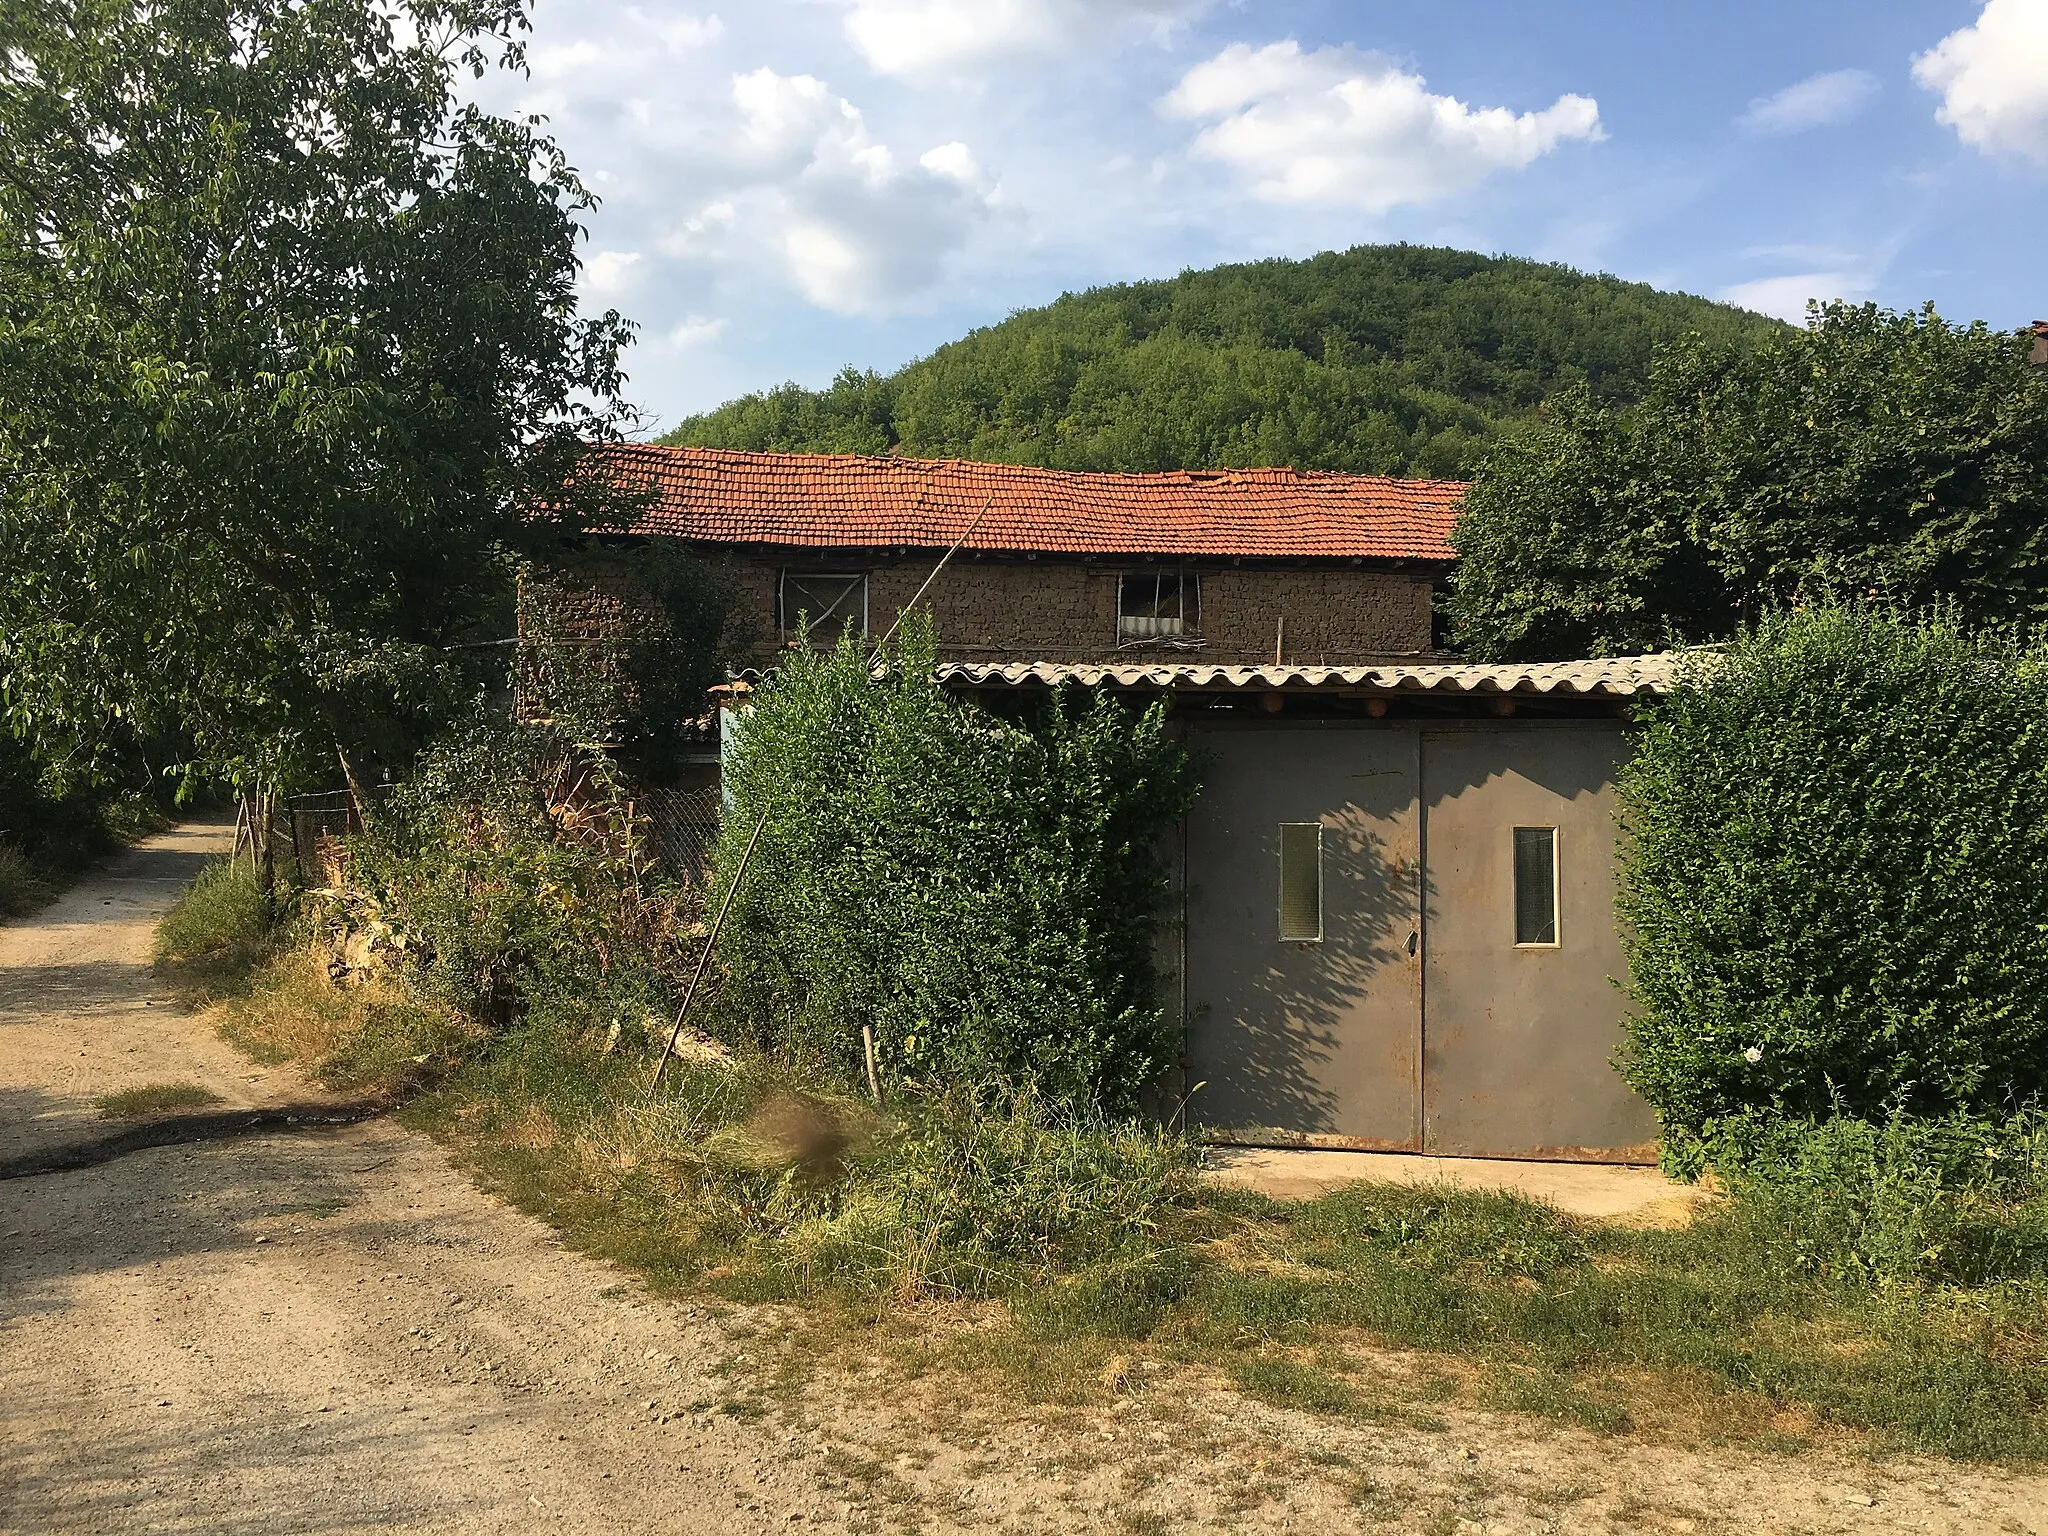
[728,554,1437,666]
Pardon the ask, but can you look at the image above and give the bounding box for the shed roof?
[594,444,1465,561]
[934,655,1685,696]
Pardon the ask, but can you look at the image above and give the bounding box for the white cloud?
[665,314,729,350]
[919,141,982,183]
[1159,42,1602,212]
[582,249,645,294]
[1914,0,2048,165]
[842,0,1207,78]
[1737,69,1879,134]
[715,70,996,312]
[1718,271,1875,322]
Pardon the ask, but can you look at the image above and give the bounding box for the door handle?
[1407,930,1419,957]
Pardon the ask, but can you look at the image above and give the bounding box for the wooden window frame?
[779,571,870,640]
[1117,570,1201,645]
[1512,825,1561,949]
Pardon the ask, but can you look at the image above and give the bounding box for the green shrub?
[713,619,1198,1111]
[353,713,687,1042]
[1616,606,2048,1132]
[1700,1111,2048,1288]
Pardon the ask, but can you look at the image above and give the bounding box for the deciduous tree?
[1448,303,2048,659]
[0,0,636,789]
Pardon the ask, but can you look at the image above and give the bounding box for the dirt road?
[0,824,837,1533]
[4,825,2046,1535]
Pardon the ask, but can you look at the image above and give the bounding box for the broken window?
[1118,571,1200,643]
[1513,826,1559,946]
[1278,822,1323,943]
[780,572,868,639]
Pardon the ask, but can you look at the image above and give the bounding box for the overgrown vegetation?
[713,622,1197,1108]
[664,245,1777,479]
[1616,606,2048,1138]
[167,793,2048,1465]
[1449,303,2048,659]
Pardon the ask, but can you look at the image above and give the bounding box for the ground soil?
[3,823,2046,1535]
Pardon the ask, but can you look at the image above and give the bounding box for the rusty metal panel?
[1419,726,1658,1162]
[1183,724,1423,1147]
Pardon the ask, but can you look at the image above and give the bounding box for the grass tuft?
[95,1082,224,1120]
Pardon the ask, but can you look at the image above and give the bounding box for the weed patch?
[94,1082,224,1119]
[0,842,54,918]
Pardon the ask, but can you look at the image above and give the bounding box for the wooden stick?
[862,1023,882,1104]
[648,806,769,1098]
[867,496,993,665]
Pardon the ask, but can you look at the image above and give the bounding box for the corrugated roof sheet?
[933,655,1685,696]
[594,444,1466,561]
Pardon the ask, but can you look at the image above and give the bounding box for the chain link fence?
[636,785,722,884]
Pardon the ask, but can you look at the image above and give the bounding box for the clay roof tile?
[590,445,1466,562]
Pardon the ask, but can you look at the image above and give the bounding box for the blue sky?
[476,0,2048,431]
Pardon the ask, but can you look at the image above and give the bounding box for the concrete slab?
[1202,1146,1715,1225]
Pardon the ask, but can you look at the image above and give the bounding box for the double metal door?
[1182,721,1657,1162]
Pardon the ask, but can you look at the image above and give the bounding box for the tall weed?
[0,842,53,918]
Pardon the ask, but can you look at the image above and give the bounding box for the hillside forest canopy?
[662,245,1782,480]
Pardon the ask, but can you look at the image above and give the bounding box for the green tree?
[0,0,636,792]
[1448,304,2048,659]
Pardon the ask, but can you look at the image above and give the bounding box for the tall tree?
[1447,303,2048,660]
[0,0,636,790]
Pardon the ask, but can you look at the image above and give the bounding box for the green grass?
[155,856,273,1001]
[95,1082,225,1119]
[182,891,2048,1468]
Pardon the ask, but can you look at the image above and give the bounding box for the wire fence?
[636,785,722,884]
[243,778,721,893]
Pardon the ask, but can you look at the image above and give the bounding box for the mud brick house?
[548,445,1677,1164]
[582,444,1466,667]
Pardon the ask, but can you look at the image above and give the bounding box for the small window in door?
[1279,822,1323,942]
[780,572,868,639]
[1513,826,1559,947]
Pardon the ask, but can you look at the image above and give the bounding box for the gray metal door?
[1184,725,1423,1148]
[1419,726,1659,1161]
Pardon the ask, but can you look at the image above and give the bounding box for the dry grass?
[215,944,481,1101]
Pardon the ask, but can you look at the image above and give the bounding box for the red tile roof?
[592,444,1465,562]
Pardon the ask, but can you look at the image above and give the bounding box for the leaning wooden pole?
[865,496,992,663]
[647,806,768,1098]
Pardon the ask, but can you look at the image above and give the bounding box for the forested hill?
[661,245,1782,479]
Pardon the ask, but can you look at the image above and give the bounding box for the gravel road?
[0,823,835,1534]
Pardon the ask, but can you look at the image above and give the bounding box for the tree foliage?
[1616,607,2048,1139]
[0,0,636,790]
[712,620,1199,1111]
[663,245,1777,478]
[1449,303,2048,659]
